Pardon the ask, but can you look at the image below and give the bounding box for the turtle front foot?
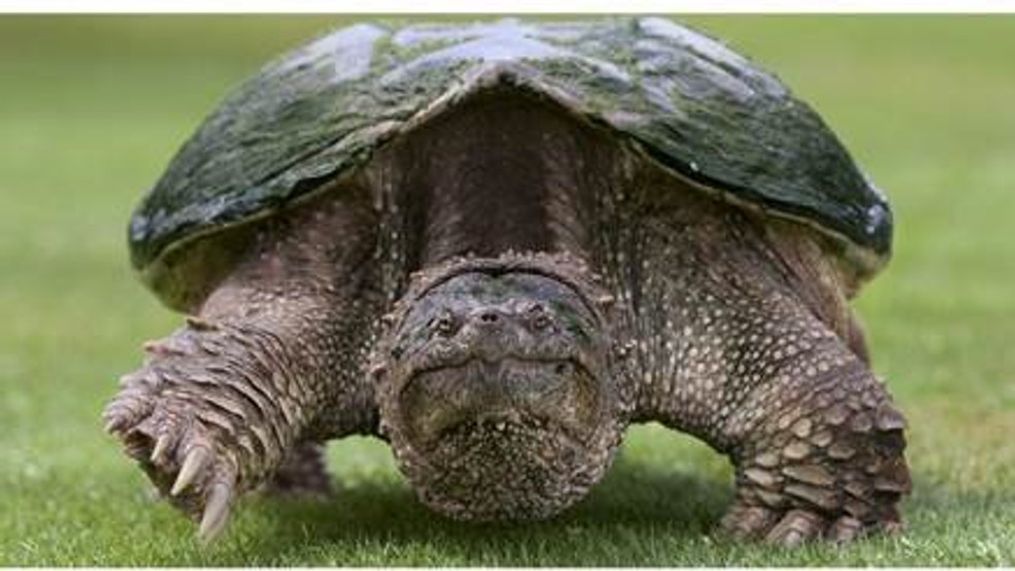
[719,494,903,547]
[105,371,244,541]
[718,372,911,546]
[103,321,298,541]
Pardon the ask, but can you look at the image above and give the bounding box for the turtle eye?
[433,310,459,337]
[528,303,552,331]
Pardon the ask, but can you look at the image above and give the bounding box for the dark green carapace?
[129,18,891,296]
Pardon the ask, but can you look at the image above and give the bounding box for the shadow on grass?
[246,455,732,564]
[215,458,1015,565]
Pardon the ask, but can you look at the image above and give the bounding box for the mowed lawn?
[1,16,1013,566]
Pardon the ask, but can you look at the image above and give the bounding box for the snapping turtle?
[104,17,910,545]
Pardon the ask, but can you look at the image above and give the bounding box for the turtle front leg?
[104,295,354,540]
[715,338,910,545]
[105,315,292,539]
[104,194,379,540]
[637,294,910,545]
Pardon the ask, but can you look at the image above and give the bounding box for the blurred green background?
[0,15,1013,565]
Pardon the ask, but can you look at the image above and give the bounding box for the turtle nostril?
[479,311,499,323]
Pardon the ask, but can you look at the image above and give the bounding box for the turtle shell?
[130,17,892,308]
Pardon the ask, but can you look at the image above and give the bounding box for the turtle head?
[374,253,625,520]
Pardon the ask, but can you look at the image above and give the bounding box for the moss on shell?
[130,17,892,302]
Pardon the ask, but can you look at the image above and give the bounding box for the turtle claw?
[150,434,172,464]
[104,417,126,434]
[199,480,235,542]
[719,504,777,540]
[764,509,826,547]
[105,361,250,542]
[828,514,865,544]
[172,446,211,496]
[103,388,154,436]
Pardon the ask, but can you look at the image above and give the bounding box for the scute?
[130,17,892,303]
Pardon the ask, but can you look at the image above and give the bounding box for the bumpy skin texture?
[372,254,630,520]
[104,191,381,540]
[107,90,908,546]
[598,174,910,544]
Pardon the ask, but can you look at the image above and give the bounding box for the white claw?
[186,315,218,331]
[171,446,209,496]
[104,418,124,434]
[150,434,171,463]
[198,481,233,542]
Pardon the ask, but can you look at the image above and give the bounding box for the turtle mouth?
[399,355,601,451]
[389,358,618,522]
[431,407,575,457]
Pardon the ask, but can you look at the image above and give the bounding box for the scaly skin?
[103,191,380,540]
[107,93,908,546]
[372,253,630,521]
[602,181,911,545]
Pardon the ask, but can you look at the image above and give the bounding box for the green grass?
[1,15,1013,566]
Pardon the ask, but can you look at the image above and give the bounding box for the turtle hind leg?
[263,441,334,500]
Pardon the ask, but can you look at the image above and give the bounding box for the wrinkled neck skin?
[373,252,630,520]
